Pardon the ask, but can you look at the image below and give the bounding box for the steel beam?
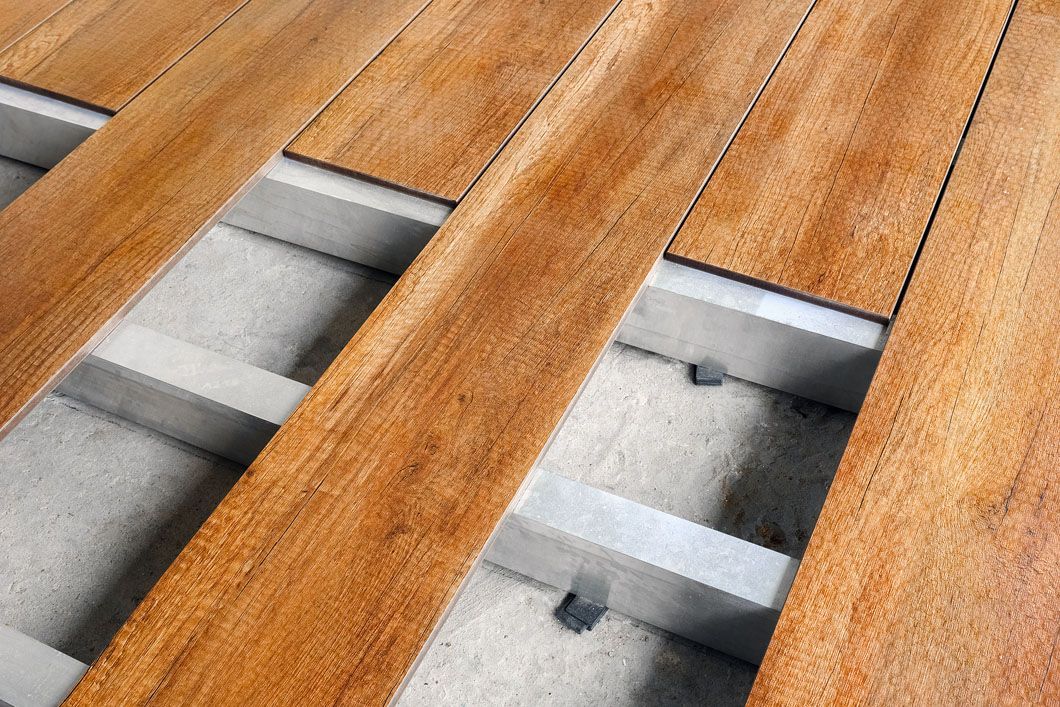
[61,322,797,662]
[59,322,306,465]
[225,157,449,275]
[619,260,887,411]
[0,625,86,707]
[491,472,797,663]
[0,84,106,169]
[0,86,886,408]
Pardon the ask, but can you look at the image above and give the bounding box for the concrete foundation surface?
[0,156,855,705]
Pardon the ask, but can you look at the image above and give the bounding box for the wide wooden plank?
[0,0,252,113]
[0,0,69,52]
[667,0,1014,318]
[0,0,430,440]
[288,0,616,202]
[65,0,810,703]
[750,0,1060,702]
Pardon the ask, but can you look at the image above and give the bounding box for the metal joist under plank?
[0,83,885,410]
[61,321,797,664]
[491,472,797,664]
[0,625,87,707]
[58,322,306,465]
[0,84,105,168]
[619,260,887,411]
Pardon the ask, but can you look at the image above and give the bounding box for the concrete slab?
[0,394,239,663]
[0,155,854,704]
[128,222,394,386]
[399,565,757,706]
[0,155,43,207]
[545,344,853,559]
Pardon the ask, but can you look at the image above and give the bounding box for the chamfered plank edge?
[0,0,71,54]
[0,0,433,442]
[0,0,253,114]
[749,0,1060,701]
[287,0,621,202]
[64,0,815,702]
[667,0,1016,318]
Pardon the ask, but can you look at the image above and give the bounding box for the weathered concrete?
[128,222,394,386]
[0,155,854,704]
[399,566,757,706]
[545,344,853,559]
[0,394,240,663]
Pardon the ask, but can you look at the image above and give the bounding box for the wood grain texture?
[667,0,1014,318]
[0,0,69,52]
[64,0,809,703]
[750,0,1060,702]
[0,0,430,440]
[288,0,616,202]
[0,0,252,113]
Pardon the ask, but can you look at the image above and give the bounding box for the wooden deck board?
[0,0,253,113]
[289,0,617,202]
[0,0,69,53]
[0,0,430,441]
[667,0,1014,318]
[749,0,1060,701]
[63,0,810,703]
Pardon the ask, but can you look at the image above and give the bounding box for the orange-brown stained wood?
[749,0,1060,703]
[0,0,431,441]
[289,0,617,202]
[667,0,1015,319]
[0,0,252,113]
[64,0,810,703]
[0,0,69,52]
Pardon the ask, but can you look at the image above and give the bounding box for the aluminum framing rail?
[60,321,797,662]
[622,260,886,410]
[4,320,797,705]
[0,84,106,169]
[0,626,87,707]
[491,472,797,663]
[0,82,886,411]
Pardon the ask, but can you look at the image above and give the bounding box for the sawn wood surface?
[0,0,252,112]
[749,0,1060,701]
[0,0,430,439]
[290,0,617,202]
[64,0,810,703]
[667,0,1014,318]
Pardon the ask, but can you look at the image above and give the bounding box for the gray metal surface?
[619,260,888,411]
[60,323,795,663]
[225,157,449,275]
[59,321,307,465]
[0,626,85,707]
[0,92,445,276]
[1,90,886,412]
[491,472,798,664]
[0,84,106,169]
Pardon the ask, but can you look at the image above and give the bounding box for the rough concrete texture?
[398,566,756,706]
[0,157,42,207]
[0,154,855,704]
[0,394,240,663]
[129,222,394,386]
[545,344,854,559]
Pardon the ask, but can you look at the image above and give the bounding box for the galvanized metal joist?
[0,72,877,704]
[0,82,885,411]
